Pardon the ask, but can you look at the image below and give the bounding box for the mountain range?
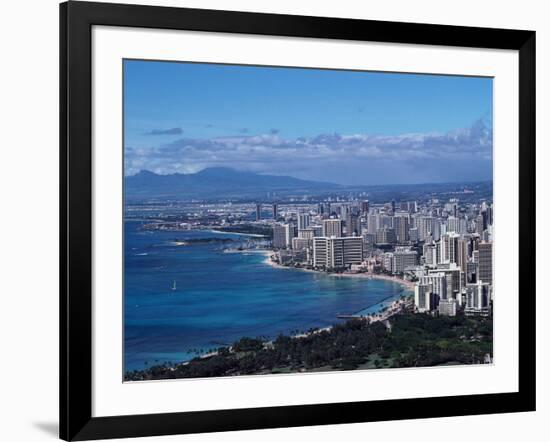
[124,167,340,200]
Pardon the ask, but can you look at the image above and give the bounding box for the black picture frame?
[60,1,536,440]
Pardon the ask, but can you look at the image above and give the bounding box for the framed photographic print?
[60,1,536,440]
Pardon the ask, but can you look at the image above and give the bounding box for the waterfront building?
[382,252,394,273]
[312,237,329,268]
[272,224,288,249]
[312,236,363,269]
[478,242,493,285]
[322,218,343,237]
[292,237,310,251]
[272,223,296,249]
[392,248,417,274]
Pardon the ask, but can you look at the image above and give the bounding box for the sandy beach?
[262,252,414,291]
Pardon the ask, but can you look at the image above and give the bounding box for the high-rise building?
[298,213,310,230]
[420,272,447,300]
[379,215,393,229]
[362,233,375,255]
[361,200,370,216]
[393,213,410,243]
[457,237,469,285]
[432,221,441,241]
[440,233,460,264]
[272,203,278,220]
[273,224,296,249]
[478,242,493,285]
[339,204,349,220]
[272,224,288,249]
[382,252,394,273]
[292,237,310,251]
[367,214,379,234]
[466,261,478,283]
[438,299,459,316]
[345,213,360,236]
[476,214,485,234]
[417,216,435,241]
[423,243,437,266]
[312,236,363,268]
[430,264,462,301]
[465,281,491,316]
[375,227,396,245]
[447,216,468,234]
[310,225,323,237]
[255,203,262,221]
[298,229,314,240]
[322,218,343,237]
[409,227,419,243]
[392,248,417,273]
[415,283,433,312]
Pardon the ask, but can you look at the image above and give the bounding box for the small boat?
[171,280,177,291]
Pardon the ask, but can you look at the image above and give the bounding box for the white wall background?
[0,0,547,441]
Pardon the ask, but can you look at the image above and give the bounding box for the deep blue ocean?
[124,221,407,372]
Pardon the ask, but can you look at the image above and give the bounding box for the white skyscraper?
[420,272,447,300]
[313,236,363,268]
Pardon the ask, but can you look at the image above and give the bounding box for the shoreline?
[206,229,268,238]
[261,251,415,291]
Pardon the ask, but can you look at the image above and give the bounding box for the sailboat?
[171,280,177,291]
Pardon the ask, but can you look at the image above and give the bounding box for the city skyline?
[124,60,493,185]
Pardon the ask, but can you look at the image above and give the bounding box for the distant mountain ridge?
[125,167,340,200]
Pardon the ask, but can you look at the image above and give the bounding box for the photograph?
[123,60,494,381]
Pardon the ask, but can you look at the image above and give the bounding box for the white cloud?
[125,119,492,183]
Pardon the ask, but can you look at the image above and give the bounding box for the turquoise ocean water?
[124,221,407,371]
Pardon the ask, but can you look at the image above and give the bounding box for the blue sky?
[124,59,493,185]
